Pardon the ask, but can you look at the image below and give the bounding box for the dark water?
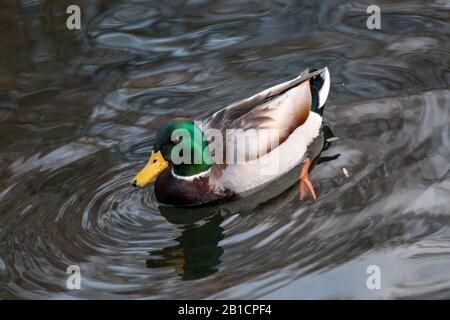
[0,0,449,299]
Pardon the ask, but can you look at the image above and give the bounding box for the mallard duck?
[132,67,331,207]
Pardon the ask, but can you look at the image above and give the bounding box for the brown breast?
[154,167,237,207]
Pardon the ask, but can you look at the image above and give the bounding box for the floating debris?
[342,167,350,178]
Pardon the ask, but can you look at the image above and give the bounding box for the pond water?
[0,0,449,299]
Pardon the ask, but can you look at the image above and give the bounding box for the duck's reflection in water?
[146,206,225,280]
[146,126,338,280]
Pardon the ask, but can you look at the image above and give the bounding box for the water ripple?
[0,0,449,299]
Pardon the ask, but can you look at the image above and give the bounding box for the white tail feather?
[318,67,331,109]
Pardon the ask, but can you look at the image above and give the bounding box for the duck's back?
[202,68,330,161]
[205,68,331,193]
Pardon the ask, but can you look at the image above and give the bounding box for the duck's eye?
[152,158,157,164]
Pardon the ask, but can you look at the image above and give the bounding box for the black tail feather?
[309,68,325,115]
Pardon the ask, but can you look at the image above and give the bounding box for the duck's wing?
[202,67,330,165]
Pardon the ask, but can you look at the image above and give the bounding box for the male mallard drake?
[132,67,331,207]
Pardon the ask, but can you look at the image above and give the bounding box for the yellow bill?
[132,150,169,187]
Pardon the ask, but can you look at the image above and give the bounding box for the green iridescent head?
[133,118,212,187]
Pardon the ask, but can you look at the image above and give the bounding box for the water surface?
[0,0,449,299]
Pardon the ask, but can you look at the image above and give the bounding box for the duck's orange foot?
[299,157,317,201]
